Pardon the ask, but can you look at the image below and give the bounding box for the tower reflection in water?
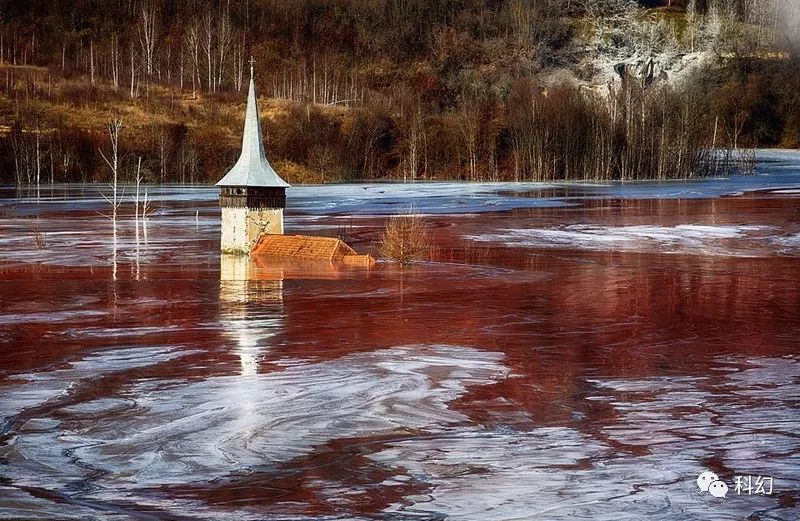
[219,254,285,377]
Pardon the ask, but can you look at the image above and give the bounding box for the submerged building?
[217,60,289,254]
[218,59,374,268]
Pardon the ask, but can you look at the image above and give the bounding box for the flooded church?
[217,60,289,254]
[217,59,373,268]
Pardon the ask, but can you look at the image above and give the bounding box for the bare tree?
[129,42,138,98]
[99,117,124,225]
[233,35,245,91]
[138,1,158,84]
[134,156,143,242]
[201,11,214,92]
[133,156,151,248]
[216,7,233,91]
[98,117,124,279]
[10,122,35,186]
[35,121,41,192]
[184,18,201,95]
[458,102,480,181]
[379,210,430,266]
[309,145,336,182]
[10,103,46,188]
[110,34,120,90]
[397,92,426,181]
[685,0,699,52]
[156,126,170,182]
[186,147,199,184]
[89,40,95,85]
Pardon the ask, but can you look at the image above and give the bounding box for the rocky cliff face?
[561,1,795,94]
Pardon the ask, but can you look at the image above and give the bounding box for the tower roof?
[216,59,289,188]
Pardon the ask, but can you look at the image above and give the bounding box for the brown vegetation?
[31,220,46,250]
[379,212,430,266]
[0,0,797,186]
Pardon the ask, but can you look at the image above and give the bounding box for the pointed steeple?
[216,57,289,188]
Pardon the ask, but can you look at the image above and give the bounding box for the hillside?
[0,0,798,185]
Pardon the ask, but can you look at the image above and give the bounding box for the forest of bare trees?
[0,0,798,185]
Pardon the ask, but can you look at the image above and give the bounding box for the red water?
[0,187,798,520]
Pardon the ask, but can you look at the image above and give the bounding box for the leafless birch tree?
[138,1,158,85]
[99,117,124,225]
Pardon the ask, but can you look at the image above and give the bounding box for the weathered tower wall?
[221,207,284,254]
[220,186,285,254]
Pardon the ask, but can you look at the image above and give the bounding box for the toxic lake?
[1,150,799,520]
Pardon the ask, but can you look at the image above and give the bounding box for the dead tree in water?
[134,156,143,241]
[31,219,47,250]
[379,210,430,266]
[99,117,124,279]
[99,117,124,226]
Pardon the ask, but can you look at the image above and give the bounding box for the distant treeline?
[0,0,798,185]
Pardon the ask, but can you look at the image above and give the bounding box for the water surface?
[1,151,799,520]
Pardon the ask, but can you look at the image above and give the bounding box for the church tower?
[217,59,289,254]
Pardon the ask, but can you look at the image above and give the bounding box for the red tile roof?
[251,234,374,266]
